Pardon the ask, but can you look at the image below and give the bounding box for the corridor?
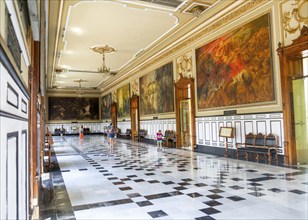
[40,135,308,220]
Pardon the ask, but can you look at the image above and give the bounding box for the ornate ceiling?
[47,0,220,94]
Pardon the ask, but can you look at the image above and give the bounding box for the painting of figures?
[117,84,130,118]
[140,62,174,115]
[196,13,274,109]
[101,93,112,120]
[48,97,99,121]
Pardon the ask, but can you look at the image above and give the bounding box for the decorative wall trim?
[7,83,19,109]
[46,122,105,135]
[196,112,284,154]
[0,45,29,99]
[21,129,29,219]
[21,99,27,113]
[6,131,19,220]
[0,110,28,121]
[139,0,264,72]
[282,0,308,36]
[6,6,22,71]
[140,119,176,139]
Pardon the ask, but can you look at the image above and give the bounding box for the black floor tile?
[195,183,207,187]
[162,181,175,185]
[248,191,266,197]
[127,193,142,198]
[268,188,285,193]
[289,189,307,194]
[173,186,187,191]
[148,180,160,184]
[203,200,222,207]
[227,195,246,201]
[187,192,203,198]
[178,182,190,186]
[78,168,88,171]
[209,189,224,194]
[229,185,244,190]
[119,186,132,191]
[147,210,168,218]
[134,179,145,182]
[206,194,223,200]
[199,207,221,215]
[195,216,216,220]
[136,200,153,207]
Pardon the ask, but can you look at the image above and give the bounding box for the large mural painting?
[117,84,130,118]
[101,93,111,120]
[140,62,174,115]
[196,13,274,109]
[48,97,99,121]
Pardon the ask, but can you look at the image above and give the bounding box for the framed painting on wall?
[101,93,112,120]
[196,13,275,110]
[117,84,130,118]
[140,62,174,116]
[48,97,99,121]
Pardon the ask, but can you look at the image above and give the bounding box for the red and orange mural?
[196,13,274,109]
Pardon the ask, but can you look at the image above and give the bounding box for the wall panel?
[140,119,176,139]
[196,113,284,154]
[0,62,29,220]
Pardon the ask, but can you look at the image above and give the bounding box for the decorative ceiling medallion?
[90,45,116,54]
[182,2,210,17]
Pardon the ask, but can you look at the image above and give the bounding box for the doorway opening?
[292,57,308,164]
[175,77,196,150]
[180,99,192,149]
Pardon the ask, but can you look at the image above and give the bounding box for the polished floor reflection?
[40,135,308,220]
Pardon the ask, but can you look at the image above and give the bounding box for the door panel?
[130,95,140,141]
[293,78,308,164]
[175,77,196,149]
[180,100,191,148]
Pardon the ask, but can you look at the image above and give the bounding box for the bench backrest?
[255,133,265,146]
[245,133,255,145]
[139,129,147,135]
[243,133,278,148]
[265,133,278,147]
[164,130,170,137]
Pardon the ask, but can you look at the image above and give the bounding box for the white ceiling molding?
[27,0,40,41]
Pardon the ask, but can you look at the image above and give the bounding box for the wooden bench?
[118,129,131,139]
[138,129,147,141]
[236,133,278,164]
[83,127,90,135]
[44,129,54,171]
[163,130,176,147]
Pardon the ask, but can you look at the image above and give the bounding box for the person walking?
[108,123,116,154]
[156,130,163,151]
[79,125,84,139]
[60,125,65,137]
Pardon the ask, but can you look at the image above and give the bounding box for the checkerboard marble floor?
[40,135,308,220]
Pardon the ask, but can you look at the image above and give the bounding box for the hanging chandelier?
[90,45,116,74]
[74,79,87,96]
